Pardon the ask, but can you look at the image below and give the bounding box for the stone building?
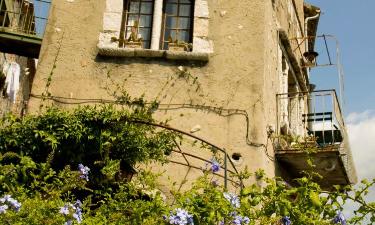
[5,0,356,190]
[0,0,40,116]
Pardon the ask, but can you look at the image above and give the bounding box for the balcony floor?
[276,146,350,189]
[0,29,42,58]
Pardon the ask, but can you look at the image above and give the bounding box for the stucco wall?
[28,0,308,189]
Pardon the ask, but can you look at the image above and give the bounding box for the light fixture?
[303,51,319,67]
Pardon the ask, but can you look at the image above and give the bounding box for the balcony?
[0,0,50,58]
[274,90,357,189]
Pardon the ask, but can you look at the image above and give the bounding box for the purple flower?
[0,195,21,213]
[281,216,291,225]
[210,158,220,173]
[223,192,240,208]
[165,208,194,225]
[60,200,83,224]
[64,220,73,225]
[59,205,70,216]
[78,164,90,181]
[8,198,21,212]
[232,215,250,225]
[333,211,346,225]
[0,195,11,203]
[0,204,8,214]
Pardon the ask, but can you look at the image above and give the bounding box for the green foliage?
[0,106,374,224]
[0,105,175,189]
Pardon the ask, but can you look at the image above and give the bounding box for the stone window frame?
[98,0,213,61]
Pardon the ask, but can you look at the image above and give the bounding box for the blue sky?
[307,0,375,217]
[32,0,50,36]
[307,0,375,114]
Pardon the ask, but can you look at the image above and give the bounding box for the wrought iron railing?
[0,0,50,38]
[275,89,357,184]
[276,89,346,147]
[130,120,243,190]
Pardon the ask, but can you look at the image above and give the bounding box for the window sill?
[97,45,210,61]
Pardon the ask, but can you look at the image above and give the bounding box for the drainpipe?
[304,10,320,52]
[304,10,320,80]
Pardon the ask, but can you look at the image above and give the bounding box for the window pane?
[165,4,178,15]
[179,17,190,29]
[129,1,140,13]
[143,41,151,49]
[169,30,177,41]
[139,28,151,41]
[179,30,190,42]
[180,0,192,3]
[140,2,153,14]
[127,15,139,26]
[139,15,152,27]
[164,29,170,41]
[167,0,178,3]
[166,16,177,28]
[179,4,191,17]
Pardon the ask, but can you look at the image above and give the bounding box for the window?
[162,0,194,50]
[122,0,154,49]
[99,0,212,60]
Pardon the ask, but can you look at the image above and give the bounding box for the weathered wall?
[28,0,308,189]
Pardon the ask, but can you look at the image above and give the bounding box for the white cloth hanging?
[3,62,21,103]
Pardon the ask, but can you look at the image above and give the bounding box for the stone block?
[106,0,123,13]
[194,0,209,18]
[165,51,209,61]
[193,37,213,54]
[193,17,209,37]
[98,32,119,48]
[134,49,165,57]
[103,12,122,32]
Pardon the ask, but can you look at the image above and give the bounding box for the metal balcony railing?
[0,0,50,38]
[276,89,347,147]
[0,0,50,57]
[275,90,357,186]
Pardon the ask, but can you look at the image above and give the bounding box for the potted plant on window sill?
[168,38,192,52]
[117,21,143,49]
[125,27,143,49]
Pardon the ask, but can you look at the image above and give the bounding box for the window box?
[168,42,192,52]
[125,41,143,49]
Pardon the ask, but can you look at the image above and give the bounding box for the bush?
[0,106,374,224]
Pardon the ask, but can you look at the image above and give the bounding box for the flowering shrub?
[0,195,21,214]
[164,208,194,225]
[333,211,346,225]
[223,192,241,208]
[0,106,374,224]
[210,158,220,173]
[60,200,83,224]
[78,164,90,181]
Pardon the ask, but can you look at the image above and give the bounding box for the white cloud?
[347,110,375,125]
[343,110,375,218]
[346,110,375,180]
